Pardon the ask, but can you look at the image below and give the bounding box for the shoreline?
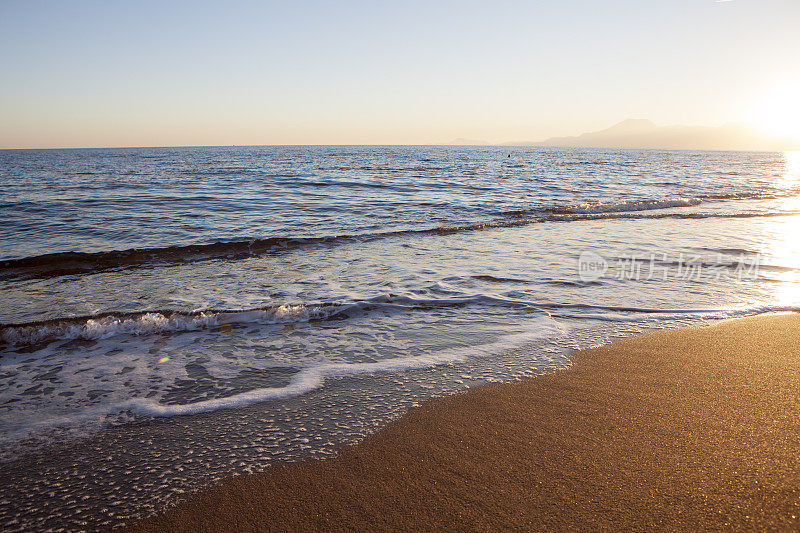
[130,313,800,531]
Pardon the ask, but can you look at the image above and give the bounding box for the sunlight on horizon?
[1,1,798,149]
[750,80,800,142]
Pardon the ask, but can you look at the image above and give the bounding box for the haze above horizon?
[1,0,799,149]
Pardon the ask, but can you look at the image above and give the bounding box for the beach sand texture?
[131,314,800,531]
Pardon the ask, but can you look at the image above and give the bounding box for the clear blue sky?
[1,0,798,147]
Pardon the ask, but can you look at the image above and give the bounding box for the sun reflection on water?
[765,152,800,306]
[779,151,800,185]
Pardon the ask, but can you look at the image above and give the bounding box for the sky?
[0,0,798,148]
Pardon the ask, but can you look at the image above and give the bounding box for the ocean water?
[1,145,800,530]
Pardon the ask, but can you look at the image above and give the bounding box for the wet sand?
[131,314,800,531]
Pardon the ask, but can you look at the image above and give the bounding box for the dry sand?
[130,314,800,531]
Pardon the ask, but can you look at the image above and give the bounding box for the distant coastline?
[5,121,800,152]
[444,119,800,151]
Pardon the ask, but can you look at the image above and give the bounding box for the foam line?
[0,317,565,442]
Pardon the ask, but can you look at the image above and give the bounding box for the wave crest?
[2,191,797,281]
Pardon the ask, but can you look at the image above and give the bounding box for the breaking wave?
[2,191,798,282]
[0,316,565,444]
[3,292,799,350]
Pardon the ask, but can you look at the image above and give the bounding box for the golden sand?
[131,314,800,531]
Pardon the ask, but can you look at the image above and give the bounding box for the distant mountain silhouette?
[506,119,800,151]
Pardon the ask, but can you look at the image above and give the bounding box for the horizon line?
[1,144,796,154]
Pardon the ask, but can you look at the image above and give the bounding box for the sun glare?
[750,80,800,142]
[763,151,800,306]
[767,211,800,306]
[782,151,800,183]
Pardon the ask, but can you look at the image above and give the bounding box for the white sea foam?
[0,312,221,346]
[4,303,798,447]
[4,293,798,349]
[557,197,703,215]
[0,304,343,347]
[0,316,565,446]
[0,293,549,349]
[552,304,800,322]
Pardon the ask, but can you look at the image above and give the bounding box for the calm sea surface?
[1,145,800,529]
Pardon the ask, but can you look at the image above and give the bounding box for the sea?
[1,145,799,530]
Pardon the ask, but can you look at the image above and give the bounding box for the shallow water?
[1,146,799,530]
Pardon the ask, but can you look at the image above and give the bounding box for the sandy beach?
[128,313,800,531]
[4,3,800,530]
